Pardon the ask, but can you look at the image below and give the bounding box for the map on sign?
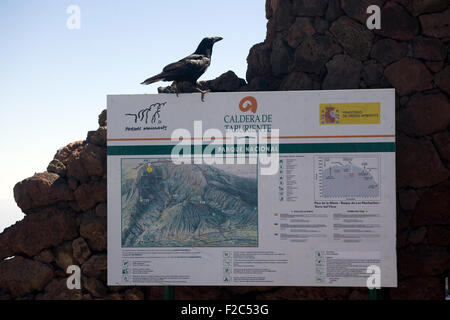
[315,155,380,200]
[121,159,258,247]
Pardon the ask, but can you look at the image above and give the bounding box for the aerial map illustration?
[315,155,380,199]
[121,159,258,247]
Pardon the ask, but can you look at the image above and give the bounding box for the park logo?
[125,102,166,124]
[224,96,272,132]
[124,101,168,132]
[239,96,257,113]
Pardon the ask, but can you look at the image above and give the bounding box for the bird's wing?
[162,54,210,75]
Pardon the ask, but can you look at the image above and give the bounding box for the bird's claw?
[196,88,210,102]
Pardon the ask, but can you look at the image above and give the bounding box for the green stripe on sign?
[107,145,174,156]
[107,142,395,155]
[280,142,395,153]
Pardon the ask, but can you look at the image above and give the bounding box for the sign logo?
[320,103,380,125]
[239,96,257,113]
[323,106,338,124]
[125,102,166,124]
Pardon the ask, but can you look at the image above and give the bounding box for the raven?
[141,36,223,101]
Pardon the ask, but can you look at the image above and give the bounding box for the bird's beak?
[213,37,223,43]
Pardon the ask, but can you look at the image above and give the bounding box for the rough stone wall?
[247,0,450,300]
[1,0,449,300]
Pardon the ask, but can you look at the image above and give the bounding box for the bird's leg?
[196,87,210,102]
[174,82,179,97]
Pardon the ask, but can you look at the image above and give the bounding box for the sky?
[0,0,266,232]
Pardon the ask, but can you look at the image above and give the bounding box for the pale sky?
[0,0,266,231]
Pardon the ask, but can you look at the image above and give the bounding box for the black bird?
[141,36,223,101]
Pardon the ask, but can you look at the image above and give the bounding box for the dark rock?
[427,226,450,246]
[247,76,279,91]
[271,33,292,76]
[0,256,53,297]
[294,35,341,74]
[384,58,433,96]
[412,37,446,61]
[398,245,450,277]
[398,189,420,211]
[157,84,177,94]
[323,55,362,89]
[265,18,276,48]
[272,0,294,31]
[413,181,450,226]
[55,142,106,183]
[67,177,79,191]
[36,278,82,300]
[293,0,328,17]
[314,17,329,34]
[397,229,409,249]
[79,215,107,251]
[370,39,408,66]
[287,17,316,48]
[54,241,75,270]
[47,159,67,177]
[340,0,386,24]
[435,65,450,95]
[420,9,450,39]
[348,289,368,300]
[106,292,123,300]
[98,109,107,127]
[246,43,272,83]
[82,254,107,279]
[265,0,273,19]
[124,288,145,300]
[433,132,450,162]
[83,277,107,298]
[391,277,442,300]
[408,226,427,244]
[397,92,450,136]
[34,249,55,264]
[396,136,450,188]
[95,202,107,217]
[87,126,107,147]
[397,208,411,232]
[425,61,444,73]
[279,72,314,90]
[406,0,449,16]
[13,172,73,213]
[330,16,374,61]
[74,180,107,212]
[0,208,78,259]
[326,0,343,22]
[203,71,246,92]
[72,237,92,264]
[375,2,420,40]
[362,60,384,87]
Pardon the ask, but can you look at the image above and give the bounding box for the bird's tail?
[140,73,165,85]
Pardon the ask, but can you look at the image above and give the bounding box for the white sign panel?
[107,89,397,287]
